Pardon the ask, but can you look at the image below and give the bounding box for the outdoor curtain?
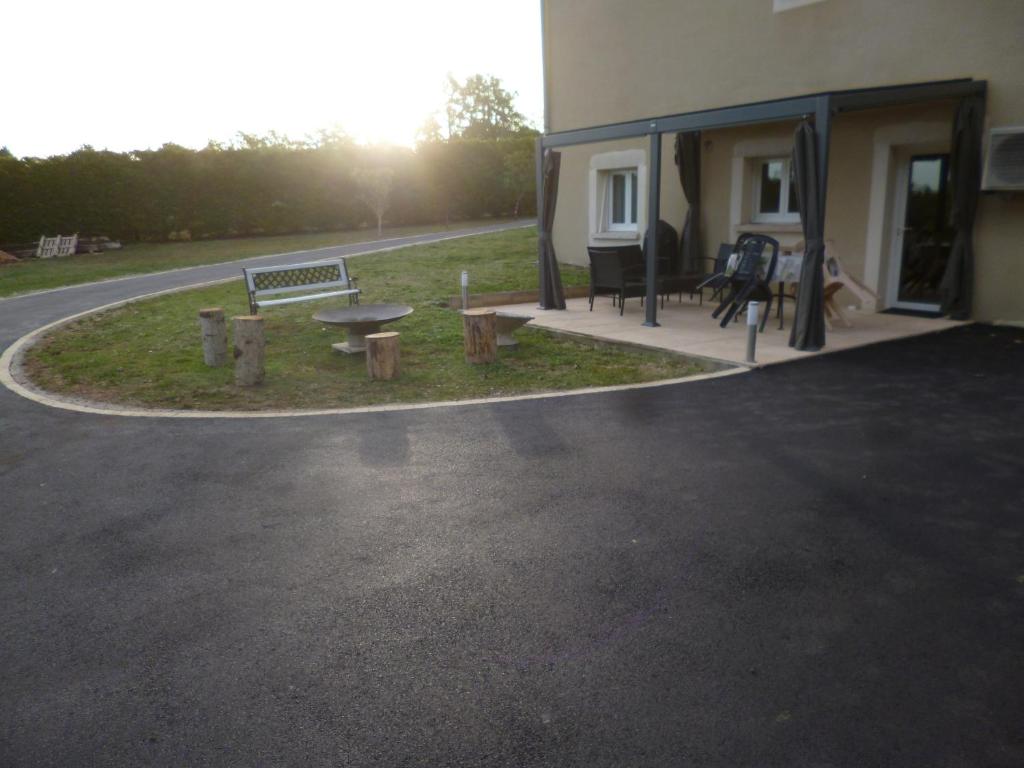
[939,96,984,320]
[674,131,702,275]
[789,120,827,351]
[538,148,566,310]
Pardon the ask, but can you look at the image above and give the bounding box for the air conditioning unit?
[982,127,1024,191]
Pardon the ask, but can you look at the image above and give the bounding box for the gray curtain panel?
[789,120,827,351]
[674,131,702,275]
[538,149,566,310]
[939,96,984,320]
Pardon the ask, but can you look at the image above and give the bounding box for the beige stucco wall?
[553,138,686,267]
[544,0,1024,322]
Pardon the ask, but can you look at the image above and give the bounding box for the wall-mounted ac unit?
[982,127,1024,191]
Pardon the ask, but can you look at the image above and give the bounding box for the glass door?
[891,154,953,310]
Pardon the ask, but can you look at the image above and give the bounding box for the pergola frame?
[535,78,986,330]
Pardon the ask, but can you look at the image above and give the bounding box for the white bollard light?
[745,301,759,363]
[461,270,469,310]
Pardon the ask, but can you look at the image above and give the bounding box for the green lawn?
[0,219,513,298]
[24,228,711,411]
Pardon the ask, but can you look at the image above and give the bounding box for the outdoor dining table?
[313,303,414,353]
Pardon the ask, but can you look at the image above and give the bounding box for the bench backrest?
[37,234,78,259]
[243,259,352,299]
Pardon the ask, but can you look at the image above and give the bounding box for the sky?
[5,0,543,158]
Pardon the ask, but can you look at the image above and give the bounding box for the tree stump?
[198,307,227,367]
[365,332,401,380]
[232,315,265,386]
[462,308,497,364]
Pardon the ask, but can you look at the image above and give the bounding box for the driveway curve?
[1,224,1022,766]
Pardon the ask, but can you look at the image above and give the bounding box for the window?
[588,148,645,244]
[607,170,638,230]
[773,0,826,12]
[753,158,799,223]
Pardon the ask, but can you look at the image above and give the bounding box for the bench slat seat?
[243,259,359,314]
[255,288,359,308]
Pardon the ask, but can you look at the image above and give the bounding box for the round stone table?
[313,304,414,354]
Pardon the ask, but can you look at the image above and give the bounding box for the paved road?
[0,220,533,347]
[1,231,1022,766]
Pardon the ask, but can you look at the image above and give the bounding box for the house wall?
[553,138,686,267]
[544,0,1024,322]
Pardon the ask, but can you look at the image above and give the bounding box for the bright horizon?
[5,0,544,158]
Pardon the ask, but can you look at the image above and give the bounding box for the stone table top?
[313,304,414,326]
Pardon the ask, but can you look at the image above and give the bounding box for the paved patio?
[492,294,965,366]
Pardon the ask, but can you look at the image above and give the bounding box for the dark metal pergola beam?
[539,79,983,151]
[540,96,819,150]
[831,79,986,114]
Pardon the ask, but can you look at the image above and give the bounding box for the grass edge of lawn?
[13,323,727,415]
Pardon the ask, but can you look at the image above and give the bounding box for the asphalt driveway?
[1,237,1022,766]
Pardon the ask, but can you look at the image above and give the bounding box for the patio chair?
[711,233,779,331]
[587,246,648,316]
[644,219,707,307]
[693,243,735,306]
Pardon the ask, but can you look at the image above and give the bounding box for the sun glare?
[5,0,542,156]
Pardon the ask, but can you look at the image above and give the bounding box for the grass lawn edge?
[10,228,733,413]
[3,304,746,418]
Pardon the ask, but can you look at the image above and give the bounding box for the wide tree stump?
[198,307,227,367]
[232,315,265,386]
[365,332,401,380]
[462,308,497,364]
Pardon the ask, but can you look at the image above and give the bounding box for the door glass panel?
[898,154,952,305]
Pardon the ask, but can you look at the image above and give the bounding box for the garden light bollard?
[461,270,469,310]
[745,301,759,364]
[198,307,227,367]
[233,315,266,386]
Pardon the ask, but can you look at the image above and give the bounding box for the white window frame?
[588,148,646,245]
[752,157,800,224]
[605,169,639,231]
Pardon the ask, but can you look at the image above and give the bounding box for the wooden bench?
[242,259,360,315]
[36,234,78,259]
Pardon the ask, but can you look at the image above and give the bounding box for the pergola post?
[535,136,544,291]
[534,136,544,220]
[644,130,661,327]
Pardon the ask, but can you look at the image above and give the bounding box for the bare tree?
[354,167,394,236]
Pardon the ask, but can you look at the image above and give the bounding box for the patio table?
[313,303,414,354]
[733,251,853,331]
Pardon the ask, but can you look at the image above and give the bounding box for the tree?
[354,167,394,236]
[502,138,536,217]
[443,74,533,140]
[416,115,444,145]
